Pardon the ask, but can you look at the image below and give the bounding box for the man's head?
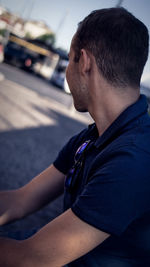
[72,7,149,89]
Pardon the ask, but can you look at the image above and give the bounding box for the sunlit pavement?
[0,65,92,235]
[0,72,4,81]
[0,72,91,132]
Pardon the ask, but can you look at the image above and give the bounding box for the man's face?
[66,35,88,112]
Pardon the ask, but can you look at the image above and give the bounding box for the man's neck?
[88,81,140,136]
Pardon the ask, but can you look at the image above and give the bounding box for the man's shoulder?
[89,121,150,180]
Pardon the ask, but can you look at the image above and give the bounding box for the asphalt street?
[0,63,92,236]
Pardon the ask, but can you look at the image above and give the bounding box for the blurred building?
[0,6,53,40]
[24,20,53,39]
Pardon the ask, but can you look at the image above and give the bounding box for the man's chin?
[72,99,88,113]
[78,109,88,113]
[74,105,88,113]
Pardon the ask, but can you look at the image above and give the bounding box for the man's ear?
[79,49,91,74]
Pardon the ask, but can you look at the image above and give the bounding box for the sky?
[1,0,150,83]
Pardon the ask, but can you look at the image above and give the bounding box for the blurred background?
[0,0,150,92]
[0,0,150,235]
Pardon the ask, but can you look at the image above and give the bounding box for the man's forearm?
[0,208,110,267]
[0,165,65,226]
[0,237,24,267]
[18,165,65,218]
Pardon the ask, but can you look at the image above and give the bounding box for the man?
[0,7,150,266]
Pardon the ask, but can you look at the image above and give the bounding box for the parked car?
[33,53,59,80]
[50,58,69,92]
[141,85,150,102]
[4,35,38,70]
[64,76,70,94]
[140,75,150,112]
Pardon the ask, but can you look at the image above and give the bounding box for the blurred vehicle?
[0,42,4,63]
[4,34,38,69]
[141,75,150,102]
[64,76,70,94]
[4,33,59,77]
[51,58,69,92]
[141,78,150,110]
[141,85,150,103]
[33,52,59,79]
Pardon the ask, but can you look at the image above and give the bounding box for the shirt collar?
[93,94,148,149]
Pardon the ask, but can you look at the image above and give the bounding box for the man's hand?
[0,209,110,266]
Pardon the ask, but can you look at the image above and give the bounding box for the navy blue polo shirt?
[53,95,150,266]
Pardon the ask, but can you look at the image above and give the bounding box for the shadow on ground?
[0,109,88,235]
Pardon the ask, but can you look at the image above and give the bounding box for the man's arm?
[0,208,110,267]
[0,164,65,225]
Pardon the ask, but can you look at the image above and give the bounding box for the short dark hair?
[73,8,149,88]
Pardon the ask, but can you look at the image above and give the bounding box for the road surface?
[0,62,92,236]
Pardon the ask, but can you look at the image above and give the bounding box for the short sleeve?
[72,147,146,236]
